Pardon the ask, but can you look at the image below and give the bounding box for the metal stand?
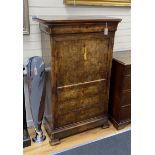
[32,130,46,143]
[26,56,46,143]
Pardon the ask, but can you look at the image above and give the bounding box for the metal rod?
[23,66,51,76]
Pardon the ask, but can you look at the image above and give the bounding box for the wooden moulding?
[44,115,109,145]
[39,22,120,35]
[35,16,121,35]
[110,116,131,130]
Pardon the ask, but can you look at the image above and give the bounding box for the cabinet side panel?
[104,34,115,115]
[109,60,124,121]
[41,31,51,67]
[41,32,53,129]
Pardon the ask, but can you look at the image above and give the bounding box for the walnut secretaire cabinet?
[36,16,121,145]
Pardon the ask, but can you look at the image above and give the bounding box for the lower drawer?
[119,105,131,121]
[57,94,105,115]
[120,90,131,106]
[124,65,131,75]
[55,105,105,127]
[57,80,107,115]
[122,76,131,90]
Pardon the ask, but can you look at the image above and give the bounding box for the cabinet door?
[56,38,84,86]
[55,34,110,87]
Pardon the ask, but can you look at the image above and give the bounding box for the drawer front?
[122,76,131,90]
[56,34,110,86]
[55,105,105,127]
[57,80,107,115]
[77,106,105,122]
[58,94,105,115]
[124,65,131,75]
[51,22,119,34]
[119,105,131,121]
[120,90,131,106]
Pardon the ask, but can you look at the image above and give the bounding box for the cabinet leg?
[102,122,110,129]
[49,139,60,146]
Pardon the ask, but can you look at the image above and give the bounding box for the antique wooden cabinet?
[36,16,121,145]
[109,50,131,130]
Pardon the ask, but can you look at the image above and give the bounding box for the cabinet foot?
[102,122,110,129]
[49,139,60,146]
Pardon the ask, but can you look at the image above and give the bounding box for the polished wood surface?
[113,50,131,65]
[109,50,131,130]
[35,16,121,24]
[37,16,121,144]
[36,16,121,35]
[23,123,131,155]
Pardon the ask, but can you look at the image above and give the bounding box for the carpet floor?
[50,130,131,155]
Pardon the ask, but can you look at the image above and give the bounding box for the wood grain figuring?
[121,90,131,106]
[56,107,105,127]
[23,123,131,155]
[120,105,131,120]
[39,22,120,35]
[37,16,121,144]
[109,50,131,130]
[56,35,109,86]
[122,76,131,90]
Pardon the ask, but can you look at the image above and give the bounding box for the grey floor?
[50,130,131,155]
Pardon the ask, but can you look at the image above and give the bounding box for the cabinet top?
[113,50,131,65]
[35,16,121,25]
